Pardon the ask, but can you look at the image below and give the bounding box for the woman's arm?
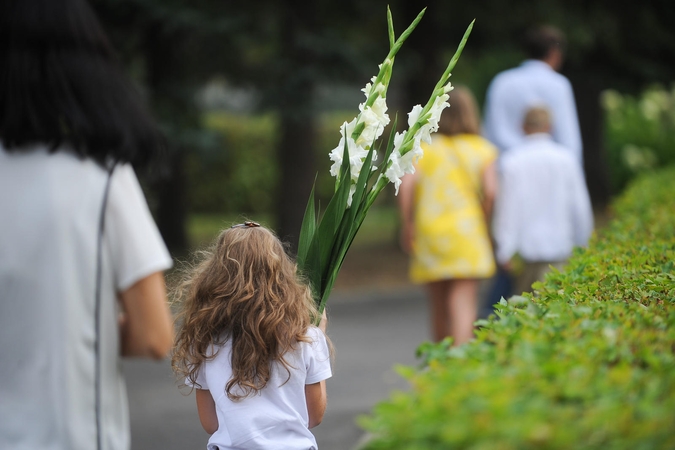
[196,389,219,434]
[118,271,173,359]
[481,161,498,222]
[305,381,327,428]
[397,172,418,254]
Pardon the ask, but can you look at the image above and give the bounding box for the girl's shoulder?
[304,326,326,343]
[300,326,330,356]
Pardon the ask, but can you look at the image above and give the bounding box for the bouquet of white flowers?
[296,7,474,317]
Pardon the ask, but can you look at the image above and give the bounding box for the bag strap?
[94,165,115,450]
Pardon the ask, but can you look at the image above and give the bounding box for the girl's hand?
[318,309,328,333]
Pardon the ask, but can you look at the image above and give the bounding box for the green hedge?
[359,166,675,449]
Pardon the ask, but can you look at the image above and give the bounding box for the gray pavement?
[123,285,430,450]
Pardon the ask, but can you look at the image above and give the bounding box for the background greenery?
[185,81,675,248]
[93,0,675,253]
[602,84,675,192]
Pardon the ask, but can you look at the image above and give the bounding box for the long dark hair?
[0,0,164,167]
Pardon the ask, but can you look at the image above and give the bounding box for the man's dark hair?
[522,25,566,60]
[0,0,164,168]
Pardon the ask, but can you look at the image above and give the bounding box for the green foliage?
[603,84,675,192]
[187,112,278,214]
[190,111,354,215]
[359,166,675,449]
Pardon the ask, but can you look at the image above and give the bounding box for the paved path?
[123,286,430,450]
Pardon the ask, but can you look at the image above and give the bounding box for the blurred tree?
[93,0,390,252]
[93,0,238,254]
[92,0,675,253]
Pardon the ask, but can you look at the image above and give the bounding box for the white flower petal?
[407,105,424,128]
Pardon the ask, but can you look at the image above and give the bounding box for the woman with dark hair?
[398,86,498,346]
[0,1,174,449]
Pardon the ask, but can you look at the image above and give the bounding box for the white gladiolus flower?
[329,117,377,206]
[356,82,390,149]
[407,104,424,128]
[419,93,450,143]
[370,96,390,126]
[357,108,382,147]
[384,131,409,195]
[384,152,404,195]
[348,147,369,181]
[329,119,357,177]
[330,77,390,202]
[357,105,389,148]
[427,93,450,130]
[329,137,369,181]
[361,76,385,98]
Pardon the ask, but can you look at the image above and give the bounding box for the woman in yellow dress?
[398,86,498,345]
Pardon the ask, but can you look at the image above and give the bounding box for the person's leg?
[448,278,479,346]
[427,280,451,342]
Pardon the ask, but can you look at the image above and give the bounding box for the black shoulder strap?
[94,165,115,450]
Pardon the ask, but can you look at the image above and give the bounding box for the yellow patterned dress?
[410,133,497,283]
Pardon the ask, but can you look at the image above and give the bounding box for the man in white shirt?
[481,25,583,311]
[492,107,593,294]
[483,25,582,165]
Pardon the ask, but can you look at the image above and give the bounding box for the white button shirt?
[483,60,583,165]
[492,133,593,265]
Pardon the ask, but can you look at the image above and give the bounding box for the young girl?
[398,86,498,345]
[172,221,331,450]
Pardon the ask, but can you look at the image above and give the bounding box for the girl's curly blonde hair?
[171,224,321,401]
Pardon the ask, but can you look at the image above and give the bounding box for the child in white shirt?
[172,222,332,450]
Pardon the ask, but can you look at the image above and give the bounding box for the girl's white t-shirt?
[0,145,172,450]
[193,327,332,450]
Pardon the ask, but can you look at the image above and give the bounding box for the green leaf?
[376,115,399,182]
[296,179,317,269]
[316,146,378,315]
[387,6,395,49]
[388,8,426,59]
[309,136,352,307]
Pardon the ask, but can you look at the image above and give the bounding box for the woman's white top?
[0,144,172,450]
[193,327,332,450]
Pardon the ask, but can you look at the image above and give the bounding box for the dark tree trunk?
[275,1,318,251]
[568,72,612,208]
[151,151,189,254]
[143,22,189,254]
[277,112,317,250]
